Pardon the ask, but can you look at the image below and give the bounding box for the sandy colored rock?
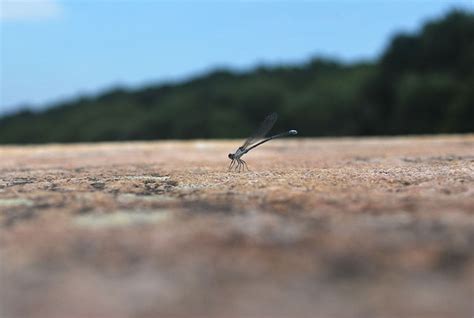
[1,135,473,318]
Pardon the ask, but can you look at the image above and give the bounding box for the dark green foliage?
[0,10,473,144]
[365,9,474,135]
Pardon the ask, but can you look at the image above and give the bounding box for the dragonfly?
[228,112,298,172]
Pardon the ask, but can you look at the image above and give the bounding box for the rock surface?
[1,135,473,318]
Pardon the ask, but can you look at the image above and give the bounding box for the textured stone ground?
[1,135,473,318]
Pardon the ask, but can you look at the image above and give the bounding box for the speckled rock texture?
[1,135,473,318]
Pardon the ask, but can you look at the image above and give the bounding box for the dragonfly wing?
[240,112,278,150]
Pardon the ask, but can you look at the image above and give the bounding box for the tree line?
[0,10,472,144]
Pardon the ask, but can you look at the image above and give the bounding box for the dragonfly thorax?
[229,147,246,160]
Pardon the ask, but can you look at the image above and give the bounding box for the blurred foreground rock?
[1,135,473,318]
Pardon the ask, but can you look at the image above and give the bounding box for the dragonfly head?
[228,153,235,160]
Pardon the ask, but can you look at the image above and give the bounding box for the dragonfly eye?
[228,153,234,159]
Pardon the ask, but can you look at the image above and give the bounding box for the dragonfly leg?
[228,159,235,171]
[237,159,243,172]
[241,159,249,171]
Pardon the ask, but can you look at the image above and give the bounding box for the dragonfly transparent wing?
[241,112,278,150]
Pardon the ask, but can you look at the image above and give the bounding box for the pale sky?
[1,0,473,115]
